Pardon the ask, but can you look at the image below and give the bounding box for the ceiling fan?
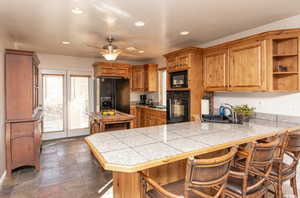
[87,36,140,61]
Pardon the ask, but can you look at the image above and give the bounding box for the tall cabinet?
[5,49,42,176]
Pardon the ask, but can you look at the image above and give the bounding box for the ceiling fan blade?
[86,44,103,49]
[121,51,141,57]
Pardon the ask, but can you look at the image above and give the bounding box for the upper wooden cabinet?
[166,53,191,72]
[144,64,158,92]
[228,40,266,90]
[203,50,228,91]
[131,64,158,92]
[93,62,130,78]
[131,65,145,91]
[5,49,40,120]
[203,28,300,92]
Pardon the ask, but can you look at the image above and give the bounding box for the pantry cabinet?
[5,49,42,176]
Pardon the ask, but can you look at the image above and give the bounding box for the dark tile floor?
[0,137,112,198]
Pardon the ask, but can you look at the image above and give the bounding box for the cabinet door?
[11,137,34,165]
[203,50,228,91]
[177,54,190,68]
[167,57,177,68]
[144,64,158,92]
[136,67,145,91]
[229,41,266,90]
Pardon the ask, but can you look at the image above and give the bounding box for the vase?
[237,114,251,124]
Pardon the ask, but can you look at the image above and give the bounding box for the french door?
[40,70,93,140]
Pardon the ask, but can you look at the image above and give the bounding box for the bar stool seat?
[147,180,204,198]
[226,175,264,195]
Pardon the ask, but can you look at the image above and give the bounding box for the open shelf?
[273,38,298,55]
[272,37,299,91]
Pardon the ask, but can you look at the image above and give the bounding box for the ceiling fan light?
[103,52,119,61]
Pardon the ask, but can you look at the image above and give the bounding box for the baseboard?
[0,171,6,187]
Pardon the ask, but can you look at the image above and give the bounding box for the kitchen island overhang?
[85,120,300,198]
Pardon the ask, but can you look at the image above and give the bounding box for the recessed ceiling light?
[138,50,144,54]
[72,8,83,15]
[62,41,71,45]
[126,47,136,51]
[180,31,189,35]
[135,21,145,27]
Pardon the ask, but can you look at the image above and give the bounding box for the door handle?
[168,99,172,119]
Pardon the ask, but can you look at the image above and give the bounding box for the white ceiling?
[1,0,300,61]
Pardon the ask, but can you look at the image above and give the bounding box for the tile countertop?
[85,119,300,173]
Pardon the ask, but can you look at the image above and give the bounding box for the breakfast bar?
[85,119,300,198]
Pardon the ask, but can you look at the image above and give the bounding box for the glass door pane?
[69,76,90,130]
[42,75,64,132]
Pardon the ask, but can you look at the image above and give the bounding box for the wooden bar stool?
[265,130,300,198]
[225,136,280,198]
[140,147,237,198]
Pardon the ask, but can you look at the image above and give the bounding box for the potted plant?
[233,105,255,123]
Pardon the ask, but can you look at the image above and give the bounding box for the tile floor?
[0,137,112,198]
[0,136,299,198]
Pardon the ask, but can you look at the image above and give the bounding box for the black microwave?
[170,70,188,88]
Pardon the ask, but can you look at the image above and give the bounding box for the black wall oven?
[167,91,190,123]
[169,70,188,88]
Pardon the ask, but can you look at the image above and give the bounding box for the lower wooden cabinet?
[5,118,42,176]
[130,106,166,128]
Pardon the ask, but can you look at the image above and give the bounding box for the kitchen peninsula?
[85,119,300,198]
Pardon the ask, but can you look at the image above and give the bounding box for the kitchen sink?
[202,114,233,124]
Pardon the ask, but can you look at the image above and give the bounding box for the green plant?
[233,105,255,116]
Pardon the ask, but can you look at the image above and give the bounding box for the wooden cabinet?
[203,28,300,92]
[5,50,40,120]
[228,40,266,90]
[5,49,42,176]
[130,106,166,128]
[166,54,191,71]
[131,64,158,92]
[203,40,266,91]
[94,62,130,78]
[203,50,228,91]
[131,66,145,91]
[164,47,203,121]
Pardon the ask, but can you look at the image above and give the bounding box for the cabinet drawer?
[11,122,34,138]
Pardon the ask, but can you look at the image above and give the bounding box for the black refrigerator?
[95,77,130,114]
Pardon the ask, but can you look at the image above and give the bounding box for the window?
[159,69,167,106]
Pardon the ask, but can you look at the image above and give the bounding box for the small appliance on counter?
[139,94,147,105]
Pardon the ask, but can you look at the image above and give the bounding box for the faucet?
[220,103,238,124]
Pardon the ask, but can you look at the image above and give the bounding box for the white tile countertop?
[85,119,300,173]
